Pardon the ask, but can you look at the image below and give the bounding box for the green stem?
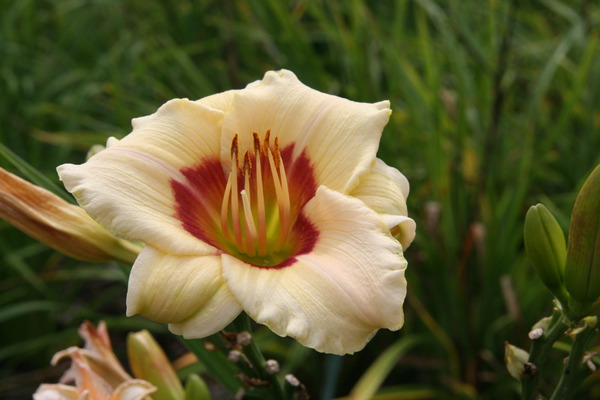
[232,313,289,400]
[521,310,567,400]
[549,323,597,400]
[179,334,242,395]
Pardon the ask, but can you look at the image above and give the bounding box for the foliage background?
[1,0,599,398]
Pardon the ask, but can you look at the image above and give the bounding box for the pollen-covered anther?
[220,131,292,260]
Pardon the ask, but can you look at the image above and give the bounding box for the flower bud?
[524,204,568,303]
[127,330,185,400]
[184,374,211,400]
[565,164,600,316]
[0,167,139,264]
[265,359,280,375]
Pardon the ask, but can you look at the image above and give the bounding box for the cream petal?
[349,158,415,249]
[126,247,226,323]
[33,384,79,400]
[127,98,224,170]
[58,99,225,255]
[219,70,391,193]
[381,214,417,251]
[195,89,236,113]
[168,283,242,338]
[110,380,156,400]
[222,186,407,355]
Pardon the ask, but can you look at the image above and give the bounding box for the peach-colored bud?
[127,330,185,400]
[0,168,139,264]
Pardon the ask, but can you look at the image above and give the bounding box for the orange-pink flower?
[34,322,155,400]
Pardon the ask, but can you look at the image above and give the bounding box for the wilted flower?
[0,168,139,264]
[504,342,531,381]
[58,70,415,354]
[34,321,155,400]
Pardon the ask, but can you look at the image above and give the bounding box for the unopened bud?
[524,204,568,304]
[528,316,552,340]
[504,342,530,381]
[528,328,543,340]
[184,374,211,400]
[265,359,280,375]
[0,168,140,264]
[228,350,242,363]
[285,374,301,387]
[127,330,185,400]
[565,164,600,316]
[237,331,252,346]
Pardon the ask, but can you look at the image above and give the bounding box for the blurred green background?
[1,0,599,399]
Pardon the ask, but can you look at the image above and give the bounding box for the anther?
[243,151,252,174]
[262,130,271,157]
[252,132,261,153]
[273,137,281,170]
[231,134,239,166]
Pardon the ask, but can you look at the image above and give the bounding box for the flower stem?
[232,313,289,400]
[548,323,597,400]
[521,310,567,400]
[179,334,242,395]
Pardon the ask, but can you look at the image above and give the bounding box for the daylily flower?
[58,70,416,354]
[34,321,155,400]
[0,167,139,264]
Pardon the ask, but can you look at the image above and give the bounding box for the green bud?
[127,330,185,400]
[565,164,600,316]
[185,374,211,400]
[524,204,568,304]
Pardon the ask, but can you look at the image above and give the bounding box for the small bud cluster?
[524,164,600,319]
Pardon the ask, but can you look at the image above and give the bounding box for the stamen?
[262,130,271,157]
[231,134,239,166]
[253,132,261,153]
[275,152,291,249]
[254,134,267,256]
[230,139,244,253]
[221,130,294,259]
[243,150,252,172]
[242,152,256,256]
[273,137,281,170]
[220,172,233,241]
[266,146,291,253]
[241,190,257,257]
[267,147,284,212]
